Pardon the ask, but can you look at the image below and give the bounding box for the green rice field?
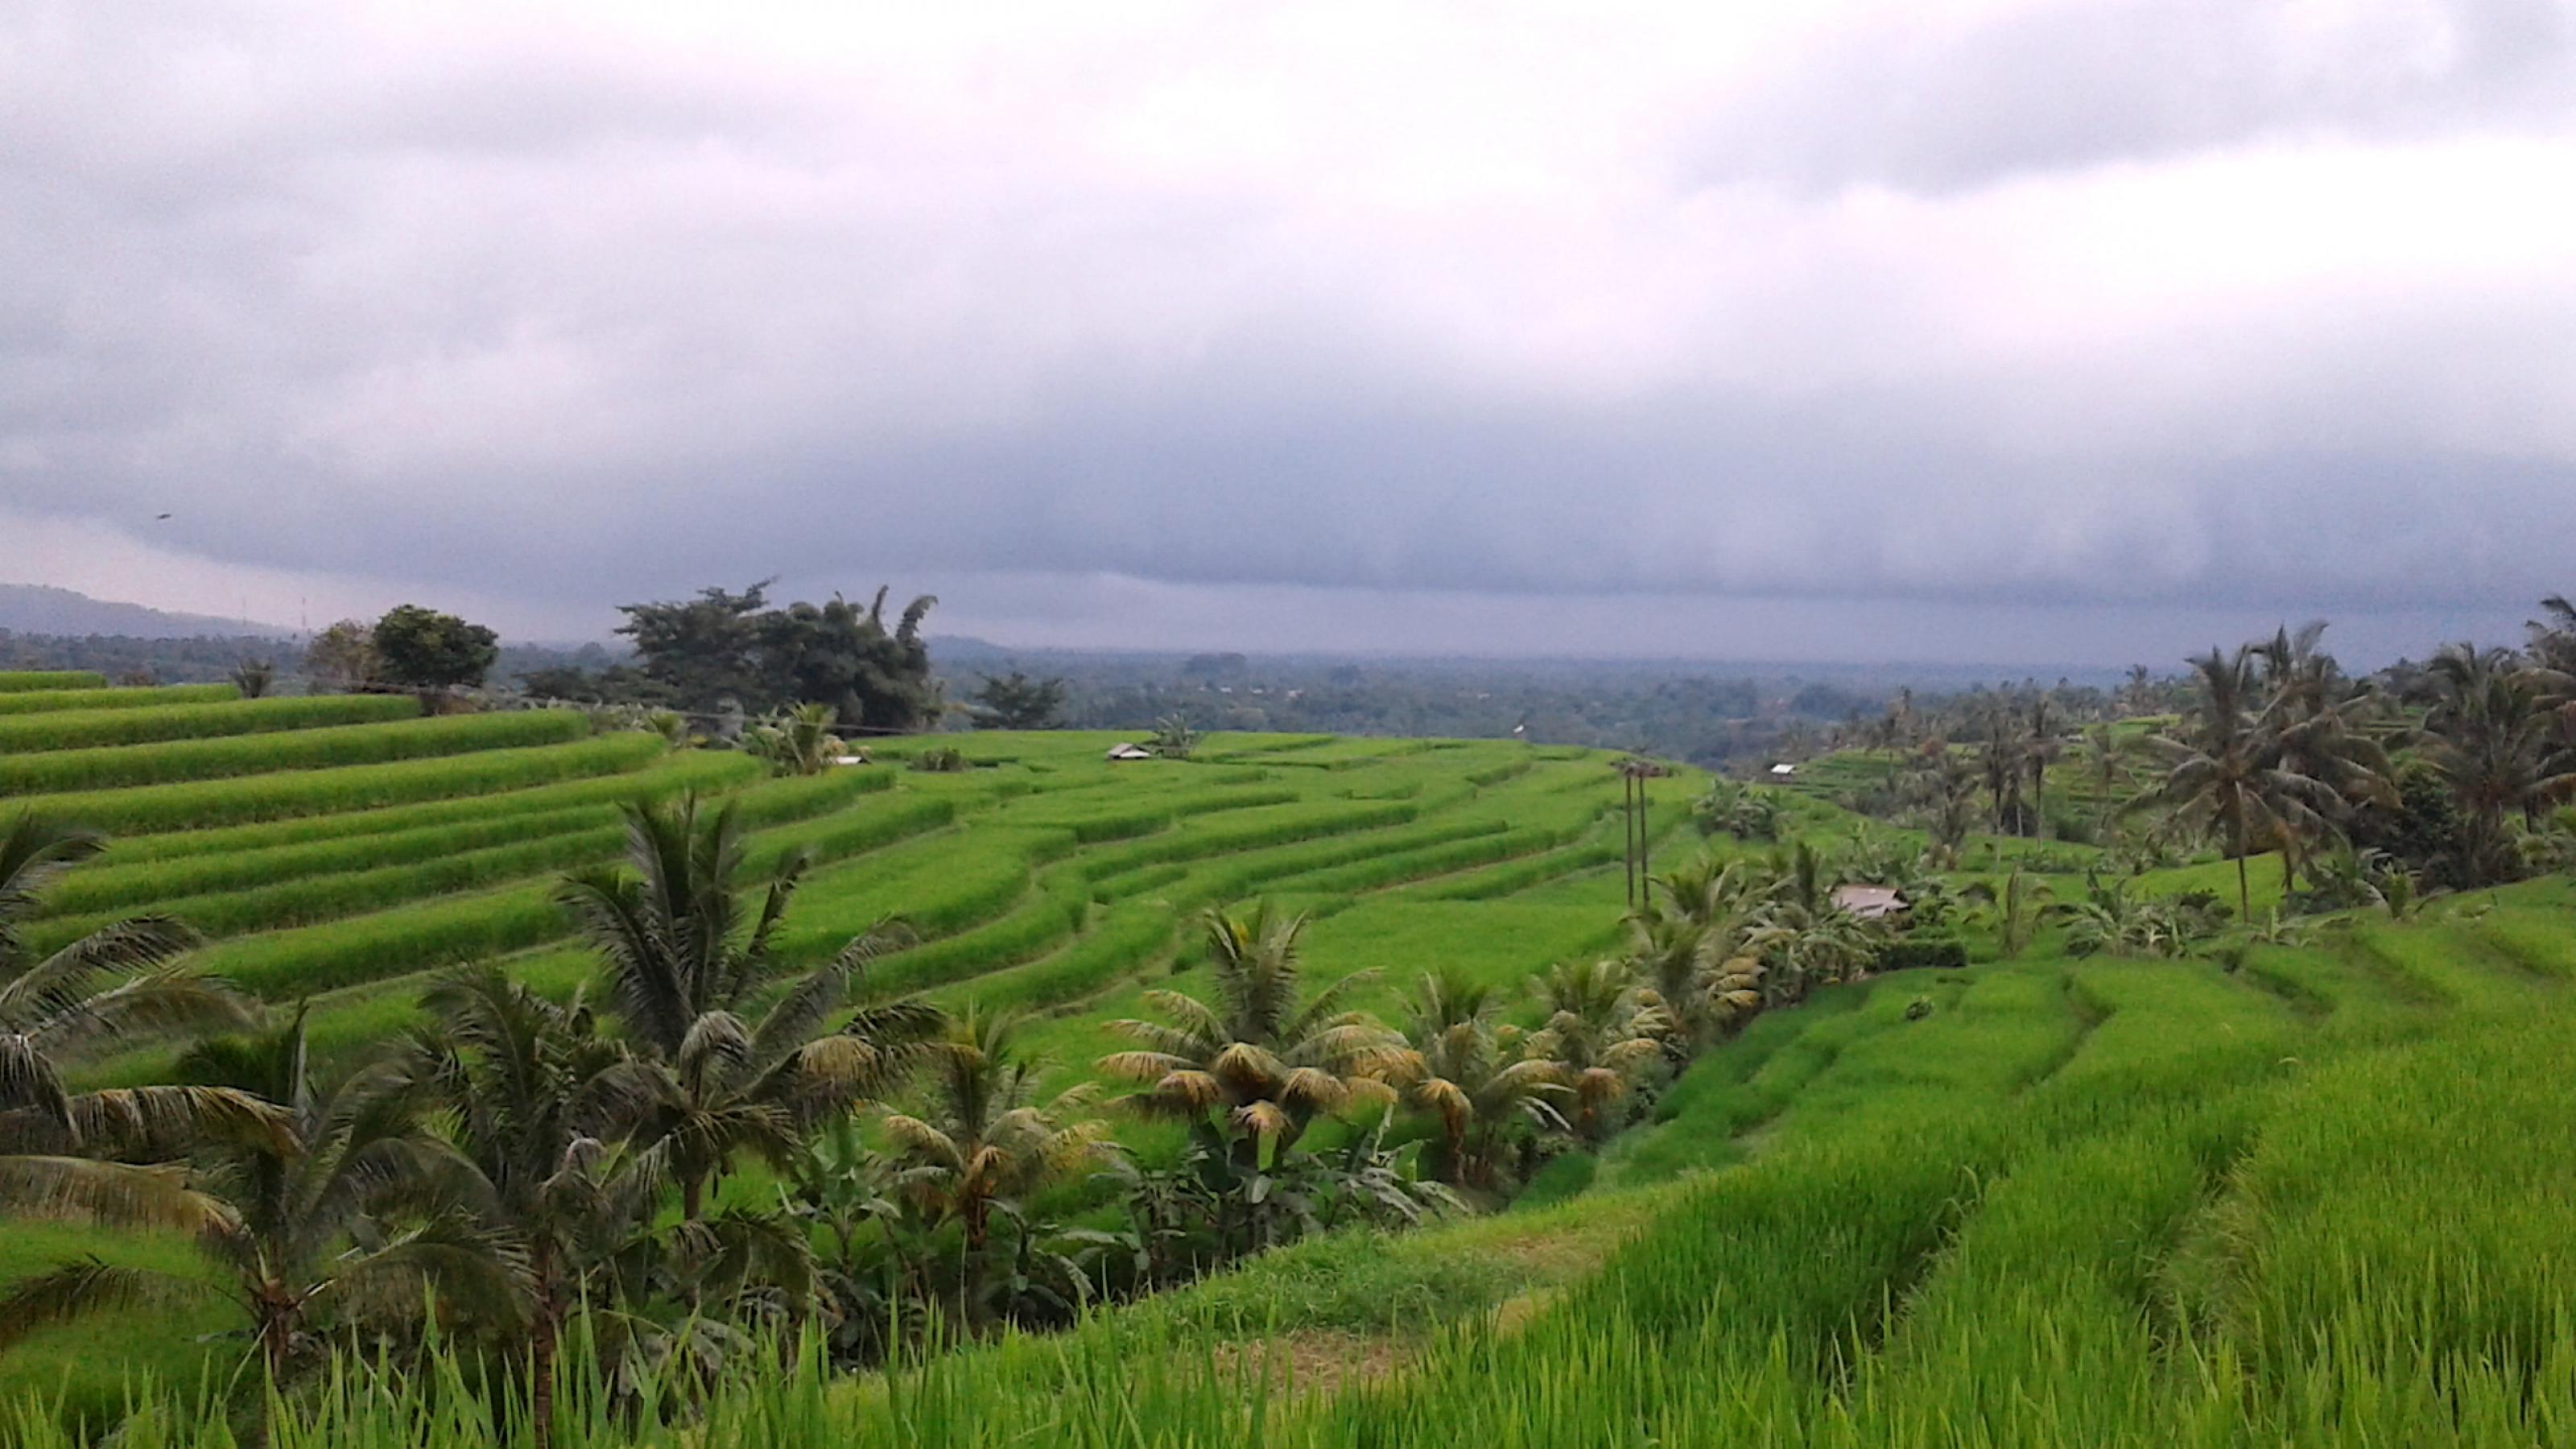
[6,670,2576,1443]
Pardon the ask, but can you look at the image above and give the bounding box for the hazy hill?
[0,583,294,639]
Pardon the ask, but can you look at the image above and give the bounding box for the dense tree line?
[521,583,942,735]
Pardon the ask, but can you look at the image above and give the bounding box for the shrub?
[910,745,969,773]
[1876,937,1969,973]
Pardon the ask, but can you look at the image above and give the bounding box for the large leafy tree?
[969,672,1068,731]
[371,605,501,690]
[0,814,285,1232]
[555,795,939,1218]
[615,583,943,732]
[300,619,378,694]
[1098,905,1405,1162]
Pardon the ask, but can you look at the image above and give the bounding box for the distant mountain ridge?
[0,584,295,639]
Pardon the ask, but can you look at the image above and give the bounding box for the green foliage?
[1873,937,1967,972]
[0,672,106,692]
[299,619,377,693]
[369,604,500,690]
[615,581,942,732]
[910,745,968,774]
[970,671,1068,730]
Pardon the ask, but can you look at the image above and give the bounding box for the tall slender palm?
[879,1009,1112,1282]
[0,813,286,1232]
[1979,702,2027,834]
[2527,594,2576,677]
[1397,967,1567,1189]
[558,795,939,1217]
[2140,647,2343,920]
[1916,744,1984,867]
[1098,905,1406,1160]
[2414,643,2576,882]
[1525,959,1666,1144]
[2079,722,2134,840]
[2024,696,2065,833]
[0,1011,523,1386]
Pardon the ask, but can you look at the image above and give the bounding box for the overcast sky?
[4,0,2571,667]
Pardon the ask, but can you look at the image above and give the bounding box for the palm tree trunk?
[2235,852,2251,923]
[530,1300,560,1449]
[682,1174,704,1220]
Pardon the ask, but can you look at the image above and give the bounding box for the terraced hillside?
[20,668,2572,1444]
[0,673,1723,1410]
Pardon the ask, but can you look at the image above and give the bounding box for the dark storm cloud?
[3,0,2573,660]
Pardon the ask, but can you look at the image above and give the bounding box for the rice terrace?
[2,597,2575,1446]
[10,4,2576,1443]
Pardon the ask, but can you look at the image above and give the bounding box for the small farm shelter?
[1105,743,1154,761]
[1831,884,1909,922]
[1769,762,1799,778]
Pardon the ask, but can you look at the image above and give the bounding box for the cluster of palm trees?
[1853,605,2576,913]
[1092,904,1670,1257]
[0,791,1850,1434]
[2138,619,2574,913]
[0,797,1042,1428]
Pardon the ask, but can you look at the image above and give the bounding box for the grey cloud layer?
[5,0,2573,642]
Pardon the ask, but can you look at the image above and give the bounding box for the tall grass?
[0,709,592,793]
[0,693,419,753]
[11,732,670,833]
[94,749,763,862]
[0,683,237,715]
[0,671,106,691]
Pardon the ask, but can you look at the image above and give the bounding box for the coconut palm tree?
[2024,696,2066,833]
[1963,863,2051,960]
[0,1010,523,1387]
[1397,967,1568,1189]
[2139,646,2345,921]
[745,703,845,777]
[0,813,287,1232]
[878,1009,1113,1321]
[1622,879,1765,1052]
[2413,643,2576,882]
[1097,905,1406,1162]
[1914,744,1984,867]
[1525,959,1666,1144]
[407,967,657,1436]
[557,795,939,1217]
[2528,594,2576,677]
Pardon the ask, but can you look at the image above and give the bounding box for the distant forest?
[0,601,2155,770]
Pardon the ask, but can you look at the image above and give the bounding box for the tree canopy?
[370,605,499,690]
[615,582,941,732]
